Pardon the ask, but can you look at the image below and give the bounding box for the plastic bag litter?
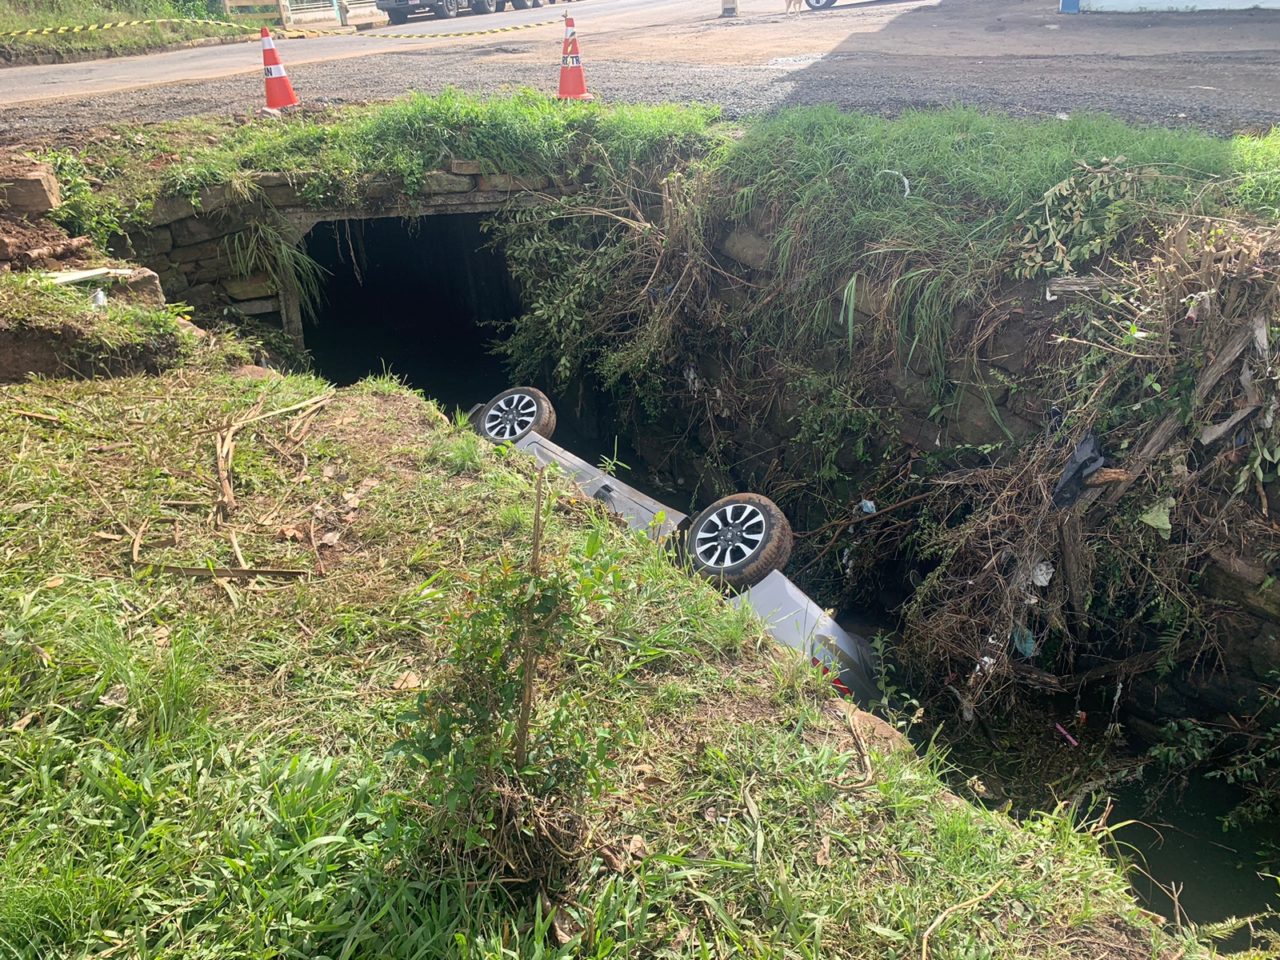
[1052,433,1105,508]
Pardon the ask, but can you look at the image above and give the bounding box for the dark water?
[1109,775,1278,930]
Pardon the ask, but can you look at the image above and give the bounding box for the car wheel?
[387,8,409,23]
[477,387,556,444]
[804,0,836,7]
[686,493,792,590]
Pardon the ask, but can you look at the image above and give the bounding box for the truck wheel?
[686,493,792,590]
[434,0,458,16]
[387,8,409,22]
[473,0,495,12]
[477,387,556,444]
[510,0,528,8]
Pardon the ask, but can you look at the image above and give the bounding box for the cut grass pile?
[0,0,254,65]
[0,346,1209,957]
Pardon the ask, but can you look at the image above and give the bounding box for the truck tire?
[495,0,506,9]
[387,8,409,22]
[434,0,458,16]
[477,387,556,444]
[686,493,792,590]
[510,0,528,8]
[474,0,495,12]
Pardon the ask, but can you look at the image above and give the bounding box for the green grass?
[39,90,722,246]
[0,349,1209,958]
[465,102,1280,412]
[715,109,1279,358]
[0,0,254,65]
[0,273,205,377]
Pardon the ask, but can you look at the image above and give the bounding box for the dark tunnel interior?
[301,213,666,498]
[303,214,518,413]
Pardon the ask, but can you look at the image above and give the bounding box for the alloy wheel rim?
[484,393,538,441]
[694,503,766,568]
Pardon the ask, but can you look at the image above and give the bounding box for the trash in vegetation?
[1011,624,1038,657]
[1031,561,1055,587]
[1043,404,1064,439]
[859,499,877,514]
[90,288,107,311]
[1054,722,1079,747]
[1051,432,1105,508]
[1137,497,1175,540]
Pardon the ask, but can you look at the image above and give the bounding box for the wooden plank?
[46,268,132,286]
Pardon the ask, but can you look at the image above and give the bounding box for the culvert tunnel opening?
[302,212,664,498]
[303,214,516,412]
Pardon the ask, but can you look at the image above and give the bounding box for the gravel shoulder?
[4,46,1278,143]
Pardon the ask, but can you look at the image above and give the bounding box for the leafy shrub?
[392,492,618,890]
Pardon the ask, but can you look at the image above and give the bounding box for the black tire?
[804,0,836,8]
[474,0,495,12]
[477,387,556,444]
[495,0,507,9]
[387,8,409,23]
[510,0,529,8]
[434,0,458,16]
[686,493,792,590]
[530,0,543,6]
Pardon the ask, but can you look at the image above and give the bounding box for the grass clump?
[0,273,200,378]
[45,90,722,246]
[0,352,1209,958]
[0,0,252,65]
[500,106,1280,405]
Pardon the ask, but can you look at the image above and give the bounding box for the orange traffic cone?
[261,27,299,111]
[557,16,592,101]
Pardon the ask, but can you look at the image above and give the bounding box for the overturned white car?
[472,386,880,703]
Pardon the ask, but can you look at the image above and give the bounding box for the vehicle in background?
[471,386,881,702]
[377,0,550,21]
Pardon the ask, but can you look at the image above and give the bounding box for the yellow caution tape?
[282,16,564,40]
[0,18,250,38]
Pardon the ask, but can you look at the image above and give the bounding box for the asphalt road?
[2,0,1279,140]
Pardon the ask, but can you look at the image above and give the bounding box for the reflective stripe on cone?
[557,16,592,101]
